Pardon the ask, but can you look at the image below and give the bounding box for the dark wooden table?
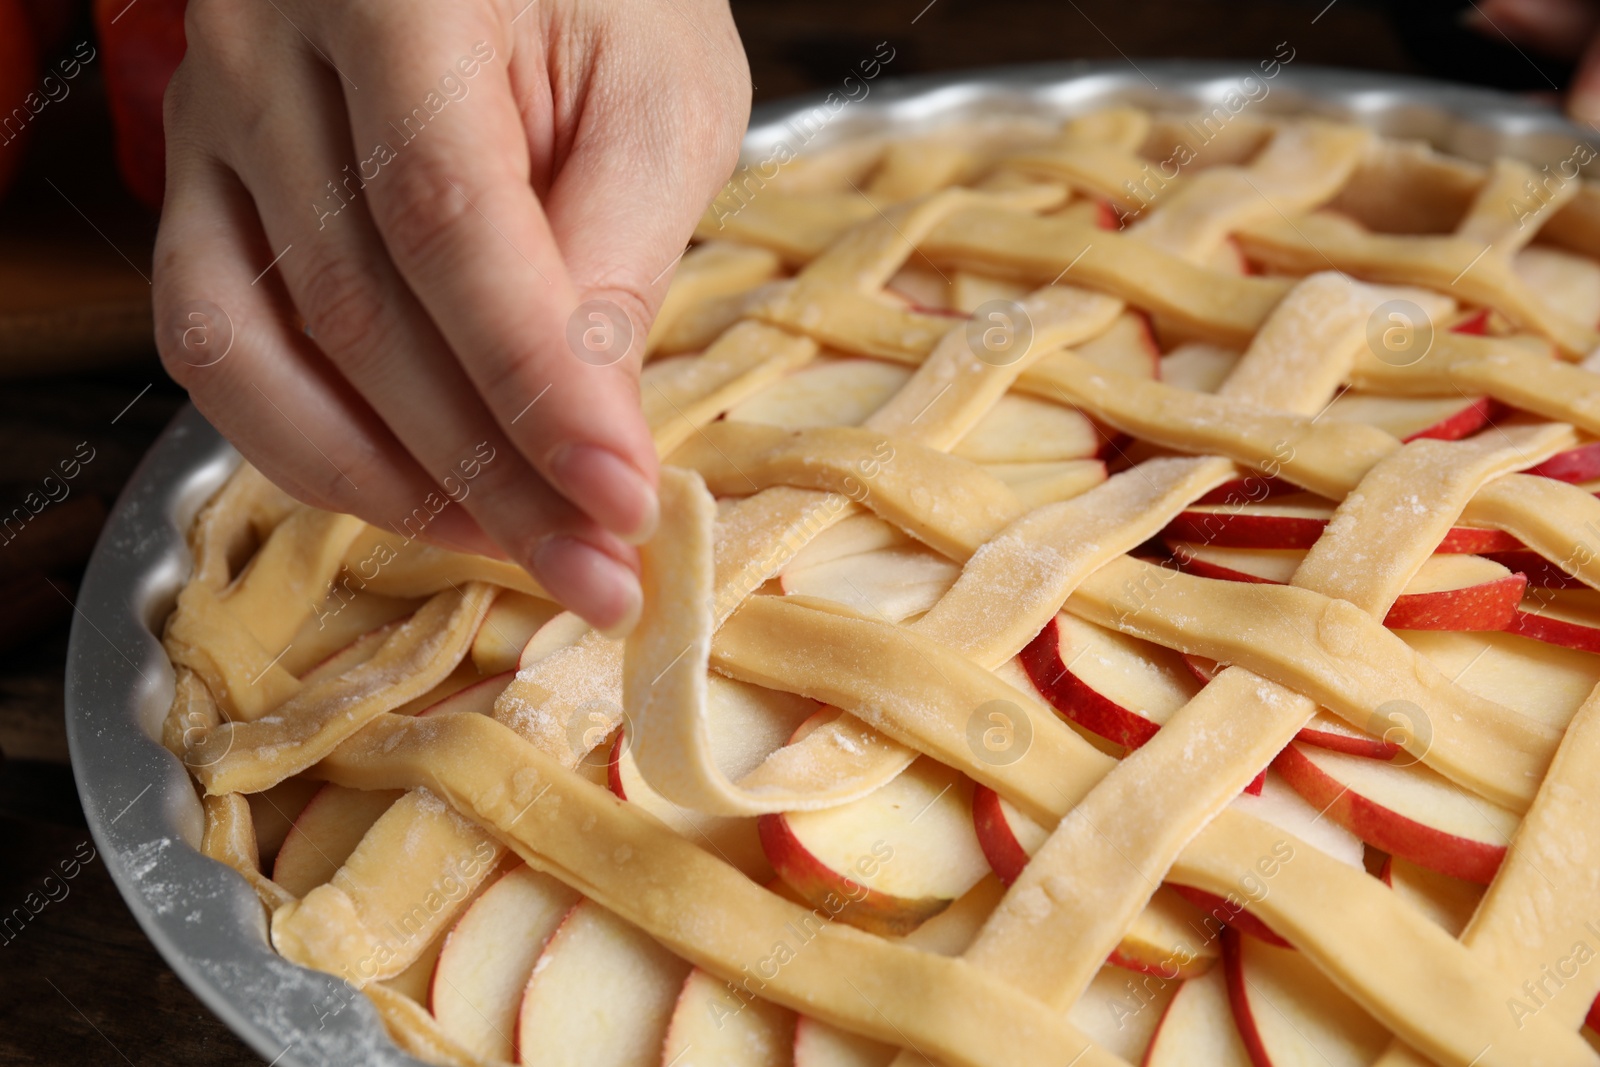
[0,0,1520,1062]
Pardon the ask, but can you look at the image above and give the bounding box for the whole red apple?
[93,0,184,209]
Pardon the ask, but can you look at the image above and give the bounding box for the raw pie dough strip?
[223,508,368,668]
[667,422,1029,559]
[644,319,820,456]
[918,202,1293,345]
[192,583,496,795]
[273,788,507,984]
[1454,158,1580,253]
[1345,330,1550,393]
[1235,211,1599,356]
[629,469,918,815]
[644,241,782,356]
[1030,347,1405,498]
[1373,682,1600,1067]
[336,528,542,600]
[315,712,1131,1067]
[1128,121,1373,262]
[200,791,294,911]
[163,467,306,720]
[940,429,1569,1038]
[911,455,1235,665]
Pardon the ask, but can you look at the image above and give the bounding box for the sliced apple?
[1272,741,1517,884]
[1224,929,1390,1067]
[247,776,323,866]
[1399,628,1600,733]
[1163,492,1522,552]
[391,659,486,718]
[1450,307,1492,335]
[1019,613,1202,748]
[792,1019,893,1067]
[1379,854,1483,938]
[784,514,910,573]
[760,756,989,937]
[1144,964,1253,1067]
[1159,342,1240,393]
[1075,310,1160,380]
[1320,390,1497,442]
[727,358,912,430]
[514,899,692,1067]
[951,393,1104,463]
[1236,771,1365,870]
[609,738,772,882]
[384,928,450,1005]
[660,967,796,1067]
[473,591,563,674]
[780,545,960,624]
[518,611,593,670]
[430,865,581,1061]
[1167,541,1526,631]
[969,785,1220,977]
[980,459,1108,509]
[272,784,406,897]
[1525,438,1600,483]
[416,670,513,718]
[1508,587,1600,653]
[1066,962,1177,1064]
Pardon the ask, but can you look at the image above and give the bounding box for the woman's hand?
[153,0,749,634]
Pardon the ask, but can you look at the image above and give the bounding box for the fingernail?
[546,444,659,544]
[531,535,643,637]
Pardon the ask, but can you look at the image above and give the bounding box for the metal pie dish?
[65,61,1598,1067]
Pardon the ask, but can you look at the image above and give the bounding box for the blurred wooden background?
[0,0,1544,1062]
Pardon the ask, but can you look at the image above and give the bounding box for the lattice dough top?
[161,104,1600,1067]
